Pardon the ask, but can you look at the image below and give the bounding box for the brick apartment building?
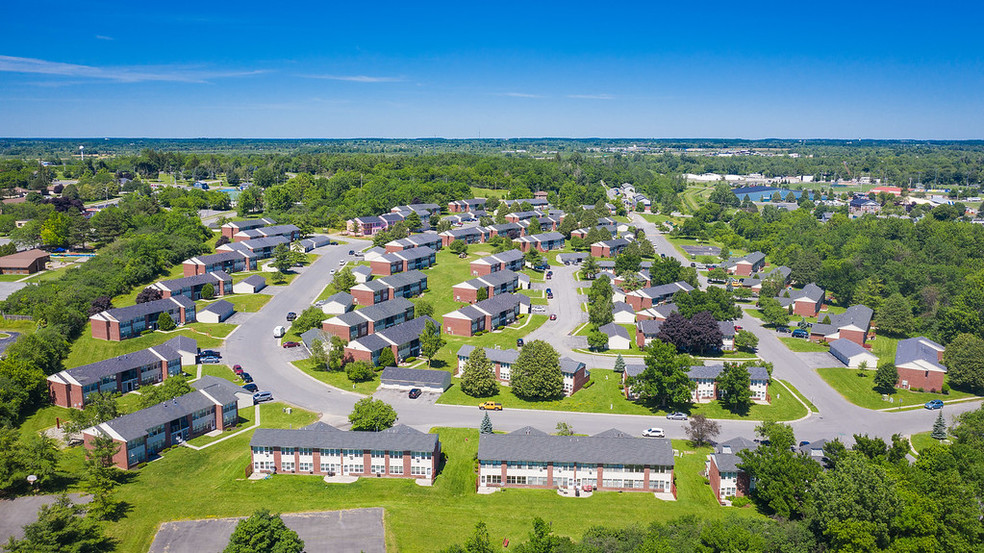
[182,250,255,277]
[383,234,443,253]
[343,316,437,365]
[350,270,428,306]
[512,232,565,253]
[452,270,520,304]
[624,281,694,311]
[151,271,231,300]
[220,218,276,240]
[232,224,301,243]
[469,249,524,276]
[590,238,629,258]
[370,246,437,276]
[443,293,521,336]
[322,298,415,341]
[90,296,197,341]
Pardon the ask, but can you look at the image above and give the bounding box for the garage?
[380,367,451,394]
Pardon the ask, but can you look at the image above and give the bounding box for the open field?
[292,359,381,395]
[778,337,830,352]
[815,367,977,411]
[65,325,224,368]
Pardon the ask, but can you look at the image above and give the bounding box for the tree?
[717,362,753,413]
[81,434,120,520]
[4,496,112,553]
[236,185,263,216]
[415,300,434,318]
[707,267,727,282]
[289,306,324,337]
[586,328,609,351]
[224,510,304,553]
[737,421,821,519]
[157,311,176,331]
[460,348,498,397]
[480,413,494,435]
[931,411,947,440]
[39,211,73,249]
[689,311,724,354]
[327,336,346,371]
[523,249,543,268]
[708,182,740,207]
[627,340,695,408]
[309,339,327,370]
[511,340,563,400]
[734,329,759,352]
[62,392,121,442]
[348,397,397,431]
[674,287,740,321]
[87,296,112,317]
[19,432,58,489]
[376,346,397,368]
[613,354,626,374]
[136,287,162,304]
[475,287,488,302]
[759,296,790,328]
[332,266,355,293]
[441,522,496,553]
[515,517,569,553]
[200,283,215,300]
[555,422,574,436]
[404,211,422,231]
[448,239,468,255]
[790,249,821,286]
[580,255,599,280]
[684,414,720,447]
[138,376,192,408]
[345,361,375,382]
[419,320,445,366]
[943,333,984,393]
[877,292,913,336]
[614,251,641,276]
[874,362,898,394]
[272,243,292,273]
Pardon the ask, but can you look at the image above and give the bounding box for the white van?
[273,326,286,338]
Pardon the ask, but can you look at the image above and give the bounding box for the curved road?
[223,228,981,443]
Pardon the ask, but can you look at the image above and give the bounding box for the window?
[282,447,295,456]
[371,450,386,459]
[482,474,501,484]
[506,475,527,485]
[344,462,365,474]
[411,451,432,461]
[298,448,312,457]
[321,448,340,458]
[602,479,624,489]
[390,463,403,475]
[371,463,386,474]
[298,462,313,472]
[320,461,338,473]
[282,461,295,472]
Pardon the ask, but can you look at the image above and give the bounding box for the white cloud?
[499,92,543,98]
[567,94,614,100]
[95,35,114,41]
[0,55,265,83]
[302,74,404,83]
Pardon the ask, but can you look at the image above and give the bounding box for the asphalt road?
[222,228,980,443]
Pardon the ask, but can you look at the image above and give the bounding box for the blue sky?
[1,1,982,138]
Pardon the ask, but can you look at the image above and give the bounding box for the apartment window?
[344,462,365,474]
[526,476,547,486]
[321,448,340,457]
[282,447,295,456]
[411,451,431,461]
[371,463,386,474]
[282,461,295,472]
[602,479,624,489]
[390,463,403,475]
[298,448,312,457]
[320,461,338,473]
[410,466,431,476]
[506,475,527,485]
[482,474,501,485]
[298,462,313,472]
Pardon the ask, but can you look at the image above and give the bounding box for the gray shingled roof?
[333,298,414,326]
[200,299,234,316]
[239,274,267,287]
[456,345,520,365]
[598,323,629,339]
[718,320,735,337]
[829,338,870,359]
[193,375,250,399]
[777,283,825,305]
[559,357,586,375]
[637,319,663,335]
[458,269,519,289]
[378,270,427,289]
[380,367,451,389]
[93,389,233,442]
[635,281,694,299]
[380,246,435,263]
[155,271,231,292]
[190,250,249,265]
[375,316,436,346]
[477,429,674,466]
[624,364,646,378]
[812,304,873,336]
[250,424,438,451]
[321,292,353,305]
[52,345,180,387]
[95,296,195,322]
[612,301,634,314]
[895,337,945,371]
[687,365,724,379]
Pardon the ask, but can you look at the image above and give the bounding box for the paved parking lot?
[374,386,441,405]
[0,494,89,542]
[796,351,841,369]
[148,508,385,553]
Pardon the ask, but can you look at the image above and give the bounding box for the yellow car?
[478,401,503,411]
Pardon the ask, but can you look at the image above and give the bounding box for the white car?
[642,428,665,438]
[330,269,336,274]
[339,260,346,265]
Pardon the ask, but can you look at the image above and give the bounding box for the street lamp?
[27,474,37,493]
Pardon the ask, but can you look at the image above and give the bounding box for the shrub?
[583,380,595,389]
[942,383,950,395]
[157,312,176,331]
[731,496,752,508]
[345,361,375,382]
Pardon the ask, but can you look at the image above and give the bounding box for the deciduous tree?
[685,414,720,447]
[348,397,397,431]
[717,362,753,413]
[943,333,984,393]
[627,340,694,408]
[511,340,563,400]
[460,348,498,397]
[225,510,304,553]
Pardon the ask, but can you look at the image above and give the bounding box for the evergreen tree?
[157,311,176,331]
[614,354,626,374]
[874,362,898,394]
[931,411,947,440]
[480,413,493,435]
[376,346,397,368]
[476,287,488,302]
[200,283,215,300]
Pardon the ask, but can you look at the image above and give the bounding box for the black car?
[242,383,258,393]
[241,372,253,383]
[408,388,422,399]
[286,312,297,322]
[516,338,524,347]
[201,349,221,358]
[348,250,355,255]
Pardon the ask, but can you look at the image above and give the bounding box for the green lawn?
[437,369,806,421]
[112,264,190,307]
[184,321,238,338]
[815,367,977,411]
[220,293,272,313]
[292,359,381,395]
[186,407,257,447]
[0,319,39,334]
[665,236,744,261]
[868,335,899,365]
[428,314,549,370]
[407,249,475,320]
[909,431,945,454]
[65,325,224,368]
[778,337,830,352]
[200,363,240,383]
[16,404,74,440]
[102,417,761,553]
[777,379,818,412]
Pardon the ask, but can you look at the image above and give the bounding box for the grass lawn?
[200,363,240,383]
[778,337,830,352]
[65,325,224,368]
[292,359,381,395]
[0,273,29,282]
[516,289,549,305]
[103,418,761,553]
[184,321,238,338]
[20,261,88,284]
[777,379,818,412]
[0,319,39,334]
[16,404,74,440]
[186,407,257,447]
[868,334,899,365]
[815,367,977,411]
[112,264,189,307]
[437,369,806,421]
[909,431,945,454]
[220,293,272,313]
[405,249,479,321]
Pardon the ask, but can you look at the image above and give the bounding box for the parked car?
[549,314,557,320]
[408,388,422,399]
[546,293,553,300]
[282,341,302,348]
[199,356,220,364]
[798,440,811,447]
[253,391,273,403]
[643,428,666,438]
[546,271,553,277]
[330,269,336,275]
[241,372,253,383]
[286,312,297,322]
[339,259,346,265]
[925,399,944,410]
[733,325,743,331]
[242,383,258,393]
[545,288,552,295]
[201,349,221,358]
[776,326,791,334]
[479,401,503,411]
[791,329,809,338]
[516,338,524,348]
[348,250,355,255]
[666,412,688,421]
[545,274,552,280]
[273,326,286,338]
[232,365,244,375]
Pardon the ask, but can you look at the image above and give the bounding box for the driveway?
[796,351,841,369]
[148,508,385,553]
[0,331,20,355]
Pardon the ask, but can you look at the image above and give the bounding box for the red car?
[549,314,557,320]
[232,364,244,375]
[282,341,301,348]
